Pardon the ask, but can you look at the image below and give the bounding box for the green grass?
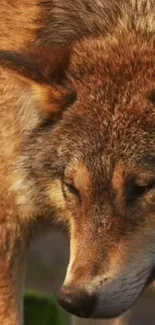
[24,292,68,325]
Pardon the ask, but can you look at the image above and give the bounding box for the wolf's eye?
[130,184,149,198]
[62,180,80,199]
[127,180,155,204]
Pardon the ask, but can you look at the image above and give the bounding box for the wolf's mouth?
[90,266,154,319]
[145,267,155,286]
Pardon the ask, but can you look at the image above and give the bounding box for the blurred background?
[25,229,155,325]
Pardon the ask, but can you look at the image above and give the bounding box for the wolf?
[0,0,155,324]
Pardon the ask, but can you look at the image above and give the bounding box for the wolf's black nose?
[58,286,97,318]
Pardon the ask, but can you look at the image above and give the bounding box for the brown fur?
[1,0,155,324]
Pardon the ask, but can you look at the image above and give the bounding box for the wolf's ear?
[0,46,76,116]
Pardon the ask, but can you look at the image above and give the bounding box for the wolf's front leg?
[0,222,28,325]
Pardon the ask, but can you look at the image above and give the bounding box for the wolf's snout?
[58,286,97,318]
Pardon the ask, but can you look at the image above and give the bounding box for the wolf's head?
[1,33,155,319]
